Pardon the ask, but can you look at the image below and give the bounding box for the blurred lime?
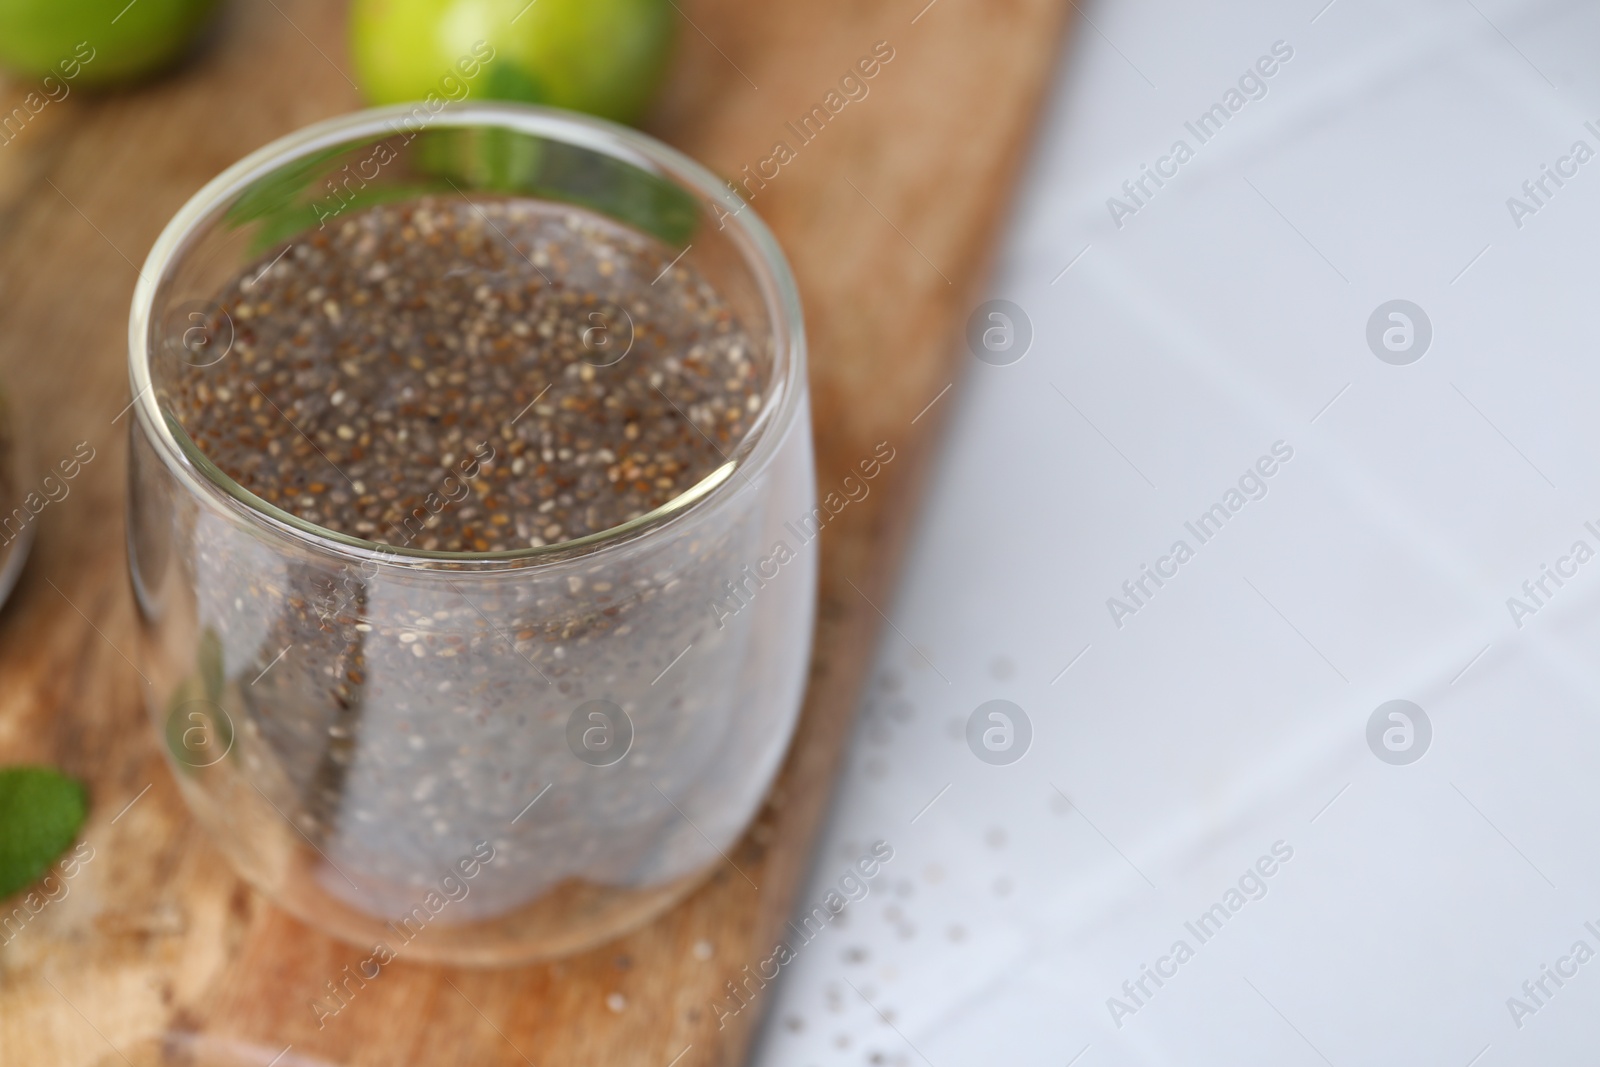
[0,0,219,86]
[350,0,675,125]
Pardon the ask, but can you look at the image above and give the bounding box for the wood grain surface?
[0,1,1069,1063]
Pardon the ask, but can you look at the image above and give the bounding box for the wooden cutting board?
[0,1,1069,1063]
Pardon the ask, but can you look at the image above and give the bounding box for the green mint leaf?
[0,766,87,898]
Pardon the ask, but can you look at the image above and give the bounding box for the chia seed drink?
[129,108,815,962]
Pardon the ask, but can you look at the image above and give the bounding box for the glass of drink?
[126,104,814,964]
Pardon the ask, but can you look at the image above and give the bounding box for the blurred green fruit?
[0,766,87,899]
[350,0,676,125]
[0,0,218,86]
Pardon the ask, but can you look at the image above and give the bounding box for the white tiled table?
[753,0,1600,1063]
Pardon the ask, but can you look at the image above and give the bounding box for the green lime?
[0,0,219,86]
[0,766,87,899]
[350,0,675,125]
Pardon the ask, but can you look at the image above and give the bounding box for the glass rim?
[128,102,806,569]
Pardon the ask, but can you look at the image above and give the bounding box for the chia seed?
[173,197,759,552]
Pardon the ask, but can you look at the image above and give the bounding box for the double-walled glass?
[127,105,815,964]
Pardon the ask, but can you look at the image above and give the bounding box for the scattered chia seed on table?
[174,196,760,551]
[168,196,806,926]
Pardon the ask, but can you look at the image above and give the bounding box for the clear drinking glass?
[127,105,815,964]
[0,383,32,608]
